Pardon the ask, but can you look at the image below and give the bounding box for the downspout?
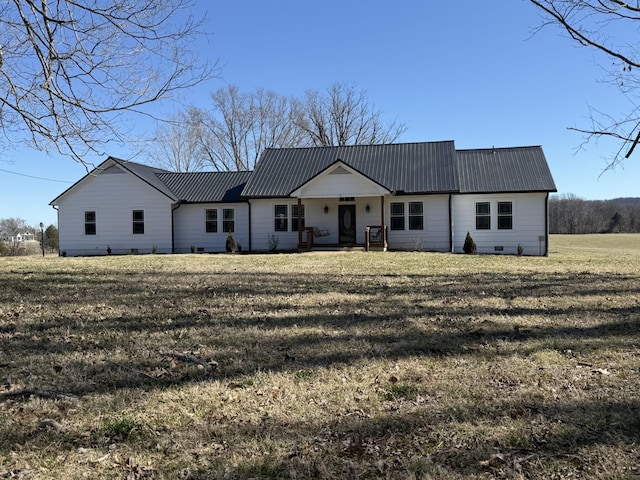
[171,202,181,254]
[545,192,549,256]
[52,205,59,256]
[448,194,453,253]
[380,195,385,249]
[247,200,252,252]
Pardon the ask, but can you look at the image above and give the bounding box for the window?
[339,196,355,202]
[408,202,424,230]
[274,205,288,231]
[291,204,305,231]
[498,202,513,230]
[205,209,217,233]
[132,210,144,234]
[475,202,490,230]
[222,208,234,233]
[84,211,96,235]
[390,202,405,230]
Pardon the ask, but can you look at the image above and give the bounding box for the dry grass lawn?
[1,234,639,479]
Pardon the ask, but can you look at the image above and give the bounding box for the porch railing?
[365,225,387,251]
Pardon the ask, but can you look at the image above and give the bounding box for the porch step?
[306,245,366,252]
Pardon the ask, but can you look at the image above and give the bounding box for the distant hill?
[609,197,640,206]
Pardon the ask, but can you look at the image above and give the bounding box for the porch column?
[380,196,386,247]
[297,197,303,247]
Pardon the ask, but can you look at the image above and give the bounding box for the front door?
[338,205,356,243]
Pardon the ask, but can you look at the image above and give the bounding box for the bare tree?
[148,112,206,172]
[293,82,407,146]
[0,217,29,239]
[0,0,216,165]
[530,0,640,168]
[194,85,302,171]
[158,82,408,172]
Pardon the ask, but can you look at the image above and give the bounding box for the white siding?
[56,166,174,256]
[173,203,249,253]
[386,195,450,251]
[451,192,548,256]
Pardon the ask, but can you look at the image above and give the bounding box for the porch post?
[380,196,386,247]
[297,197,303,247]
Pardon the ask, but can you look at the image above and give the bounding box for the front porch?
[297,224,388,252]
[286,159,393,252]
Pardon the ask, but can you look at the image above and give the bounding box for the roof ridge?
[263,140,456,153]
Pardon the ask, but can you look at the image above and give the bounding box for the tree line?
[549,194,640,234]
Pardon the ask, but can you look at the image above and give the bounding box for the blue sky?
[1,0,638,228]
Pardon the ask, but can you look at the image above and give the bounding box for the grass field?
[1,234,639,479]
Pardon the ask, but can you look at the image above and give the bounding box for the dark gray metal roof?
[51,143,557,207]
[114,159,178,200]
[156,171,252,202]
[241,141,459,197]
[456,146,557,193]
[50,157,176,205]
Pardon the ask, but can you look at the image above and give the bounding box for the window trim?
[390,202,405,231]
[222,208,235,233]
[205,208,217,233]
[475,202,491,230]
[274,204,288,232]
[84,211,96,235]
[408,201,424,230]
[497,201,513,230]
[132,210,145,235]
[291,204,305,232]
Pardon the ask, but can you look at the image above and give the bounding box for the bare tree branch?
[530,0,640,168]
[294,82,407,147]
[0,0,218,166]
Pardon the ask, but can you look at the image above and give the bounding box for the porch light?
[324,205,329,214]
[365,204,370,213]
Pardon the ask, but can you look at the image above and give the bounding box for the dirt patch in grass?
[1,235,639,478]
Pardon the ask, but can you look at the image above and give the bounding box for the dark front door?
[338,205,356,243]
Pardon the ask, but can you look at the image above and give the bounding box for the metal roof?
[50,157,176,205]
[114,159,178,200]
[241,141,460,197]
[456,146,557,193]
[51,143,557,207]
[156,171,252,202]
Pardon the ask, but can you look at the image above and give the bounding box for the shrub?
[517,244,524,256]
[463,231,476,254]
[226,233,236,253]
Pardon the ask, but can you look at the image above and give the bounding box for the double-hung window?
[84,211,96,235]
[132,210,145,234]
[498,202,513,229]
[222,208,234,233]
[408,202,424,230]
[205,209,217,233]
[291,204,305,231]
[475,202,490,230]
[274,205,288,232]
[390,202,405,230]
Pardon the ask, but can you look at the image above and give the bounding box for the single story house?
[50,140,557,256]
